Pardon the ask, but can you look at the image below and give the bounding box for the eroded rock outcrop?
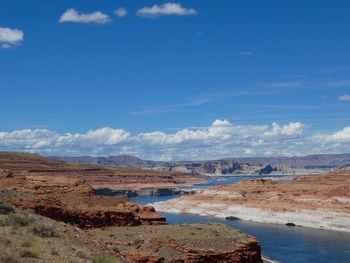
[90,224,263,263]
[0,169,14,178]
[0,154,166,229]
[15,197,165,228]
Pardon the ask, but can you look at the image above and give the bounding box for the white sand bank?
[151,197,350,233]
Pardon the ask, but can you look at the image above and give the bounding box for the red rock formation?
[0,169,14,178]
[96,224,263,263]
[166,237,262,263]
[13,191,166,229]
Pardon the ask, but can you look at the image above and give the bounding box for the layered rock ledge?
[88,223,263,263]
[0,153,167,228]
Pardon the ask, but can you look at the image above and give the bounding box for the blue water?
[181,175,286,190]
[127,176,350,263]
[160,212,350,263]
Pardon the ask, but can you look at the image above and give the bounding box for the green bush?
[93,254,121,263]
[0,203,14,215]
[8,214,29,227]
[32,225,57,238]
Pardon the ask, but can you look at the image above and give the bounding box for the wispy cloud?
[114,8,128,17]
[321,80,350,88]
[239,51,254,56]
[130,98,210,116]
[265,79,350,90]
[265,81,305,88]
[137,3,197,18]
[130,90,272,116]
[0,26,24,48]
[321,66,350,73]
[59,8,111,24]
[338,95,350,101]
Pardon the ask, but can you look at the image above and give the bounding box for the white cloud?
[315,127,350,143]
[59,8,111,24]
[85,127,130,145]
[137,3,197,17]
[338,95,350,101]
[144,120,304,145]
[114,8,128,17]
[2,120,350,160]
[0,27,24,48]
[264,122,305,137]
[244,148,254,155]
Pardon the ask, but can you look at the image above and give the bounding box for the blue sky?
[0,1,350,160]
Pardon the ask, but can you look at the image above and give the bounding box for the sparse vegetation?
[8,213,30,227]
[0,205,95,262]
[0,203,14,215]
[32,224,58,237]
[0,253,18,263]
[19,247,40,258]
[93,254,121,263]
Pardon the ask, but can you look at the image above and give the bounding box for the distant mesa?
[54,153,350,176]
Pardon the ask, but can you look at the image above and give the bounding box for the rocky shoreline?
[152,171,350,233]
[95,187,196,197]
[153,199,350,232]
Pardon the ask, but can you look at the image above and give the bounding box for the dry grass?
[0,204,123,263]
[93,254,121,263]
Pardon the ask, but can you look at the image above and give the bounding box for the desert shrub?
[32,225,57,238]
[0,238,11,245]
[76,251,87,259]
[0,216,10,227]
[0,203,14,215]
[19,247,40,258]
[93,254,121,263]
[0,253,18,263]
[8,214,29,227]
[22,240,32,247]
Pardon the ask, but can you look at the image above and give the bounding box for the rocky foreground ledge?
[153,170,350,232]
[0,152,264,262]
[88,224,263,263]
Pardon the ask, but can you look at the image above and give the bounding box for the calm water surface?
[127,176,350,263]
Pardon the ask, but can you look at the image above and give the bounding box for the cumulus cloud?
[0,27,24,48]
[85,127,130,145]
[0,119,318,160]
[2,120,350,160]
[59,8,111,24]
[137,3,197,17]
[264,122,305,137]
[314,127,350,143]
[114,8,128,17]
[338,95,350,101]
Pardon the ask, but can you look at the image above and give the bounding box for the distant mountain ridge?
[57,155,151,167]
[54,153,350,175]
[232,153,350,169]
